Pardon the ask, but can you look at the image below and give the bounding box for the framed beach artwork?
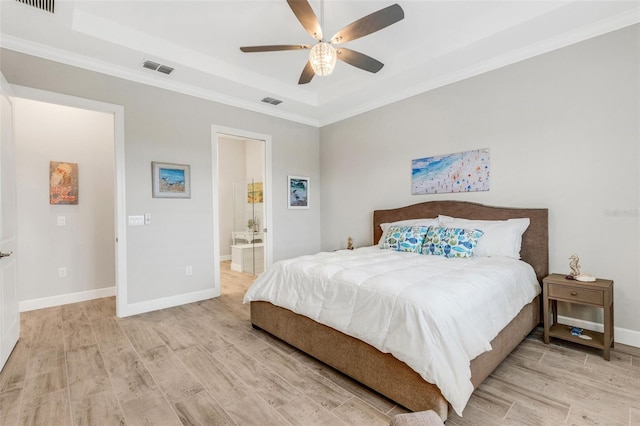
[288,175,309,209]
[50,161,79,204]
[412,148,490,195]
[152,162,191,198]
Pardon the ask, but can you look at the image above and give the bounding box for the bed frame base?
[251,297,539,421]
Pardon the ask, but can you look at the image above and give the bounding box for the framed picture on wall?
[288,175,309,209]
[152,161,191,198]
[247,181,264,203]
[411,148,490,195]
[50,161,79,205]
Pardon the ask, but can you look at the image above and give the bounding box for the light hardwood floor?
[1,262,639,425]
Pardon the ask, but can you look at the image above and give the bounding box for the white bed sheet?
[243,246,540,415]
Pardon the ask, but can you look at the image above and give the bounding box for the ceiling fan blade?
[336,48,384,73]
[240,44,311,53]
[330,4,404,44]
[298,61,315,84]
[287,0,323,41]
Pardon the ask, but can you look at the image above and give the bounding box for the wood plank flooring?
[1,262,639,425]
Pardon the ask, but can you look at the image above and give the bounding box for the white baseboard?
[220,254,231,261]
[558,315,640,348]
[20,286,220,319]
[117,288,219,318]
[19,286,116,312]
[230,262,242,272]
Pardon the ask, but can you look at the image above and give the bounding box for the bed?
[247,200,548,420]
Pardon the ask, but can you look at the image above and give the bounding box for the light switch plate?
[57,216,66,226]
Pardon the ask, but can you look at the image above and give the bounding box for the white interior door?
[0,72,19,370]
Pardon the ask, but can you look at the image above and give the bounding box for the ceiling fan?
[240,0,404,84]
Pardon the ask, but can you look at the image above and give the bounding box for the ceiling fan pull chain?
[320,0,325,41]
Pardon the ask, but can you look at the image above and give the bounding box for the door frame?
[211,125,272,291]
[11,85,128,316]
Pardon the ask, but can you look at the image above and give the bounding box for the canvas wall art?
[152,162,191,198]
[49,161,79,204]
[412,148,490,195]
[288,175,309,209]
[247,182,263,203]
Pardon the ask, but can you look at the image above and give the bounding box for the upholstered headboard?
[373,201,549,282]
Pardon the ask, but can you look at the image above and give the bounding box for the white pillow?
[378,218,439,246]
[437,215,530,259]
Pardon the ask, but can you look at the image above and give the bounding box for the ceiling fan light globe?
[309,42,337,76]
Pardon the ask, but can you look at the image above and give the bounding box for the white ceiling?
[1,0,638,126]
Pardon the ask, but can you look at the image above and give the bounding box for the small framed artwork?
[152,161,191,199]
[247,181,263,203]
[288,175,309,209]
[50,161,79,205]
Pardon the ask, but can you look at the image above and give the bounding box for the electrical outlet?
[186,266,193,276]
[144,213,151,225]
[128,215,144,226]
[57,216,66,226]
[59,267,67,277]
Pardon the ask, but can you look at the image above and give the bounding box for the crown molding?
[0,35,321,127]
[318,9,640,126]
[2,6,637,128]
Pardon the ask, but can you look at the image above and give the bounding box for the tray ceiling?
[1,0,638,126]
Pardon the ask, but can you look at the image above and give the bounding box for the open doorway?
[211,125,272,293]
[10,85,127,316]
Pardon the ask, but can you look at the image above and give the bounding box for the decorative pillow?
[379,225,429,253]
[378,218,438,246]
[422,226,484,258]
[438,215,530,259]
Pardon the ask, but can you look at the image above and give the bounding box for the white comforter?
[243,246,540,415]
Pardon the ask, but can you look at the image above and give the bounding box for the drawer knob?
[571,291,578,296]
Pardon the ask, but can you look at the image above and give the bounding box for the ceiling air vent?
[157,65,174,75]
[15,0,54,13]
[142,60,161,71]
[261,97,283,106]
[142,60,174,75]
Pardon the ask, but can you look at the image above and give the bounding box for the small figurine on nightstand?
[567,254,596,282]
[347,237,354,250]
[569,254,581,277]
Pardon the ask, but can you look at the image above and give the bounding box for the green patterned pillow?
[422,226,484,258]
[380,225,429,253]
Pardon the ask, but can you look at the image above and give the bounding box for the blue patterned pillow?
[422,226,484,258]
[380,225,429,253]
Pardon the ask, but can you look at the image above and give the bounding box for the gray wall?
[1,49,321,307]
[320,25,639,334]
[3,24,638,338]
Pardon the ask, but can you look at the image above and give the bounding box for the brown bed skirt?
[251,296,540,421]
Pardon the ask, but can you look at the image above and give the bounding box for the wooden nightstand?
[543,273,614,360]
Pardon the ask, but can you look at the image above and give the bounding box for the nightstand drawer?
[548,285,603,305]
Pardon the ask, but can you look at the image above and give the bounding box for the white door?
[0,72,19,370]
